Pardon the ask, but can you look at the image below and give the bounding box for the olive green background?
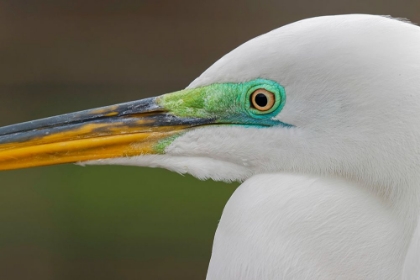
[0,1,419,279]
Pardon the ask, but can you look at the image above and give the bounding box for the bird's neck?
[208,173,418,279]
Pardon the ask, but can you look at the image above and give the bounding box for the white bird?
[0,14,418,279]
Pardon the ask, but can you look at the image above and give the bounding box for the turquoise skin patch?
[153,79,291,153]
[156,79,290,127]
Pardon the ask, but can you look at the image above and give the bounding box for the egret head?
[1,14,420,191]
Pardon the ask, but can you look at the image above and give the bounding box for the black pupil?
[255,93,268,107]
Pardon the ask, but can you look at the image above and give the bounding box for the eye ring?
[250,89,275,111]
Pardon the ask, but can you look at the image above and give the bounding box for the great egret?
[0,14,418,279]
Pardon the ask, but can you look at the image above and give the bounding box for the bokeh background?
[0,1,419,279]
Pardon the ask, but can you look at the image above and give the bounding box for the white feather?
[85,14,420,279]
[208,174,407,279]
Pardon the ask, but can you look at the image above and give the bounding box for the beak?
[0,96,213,170]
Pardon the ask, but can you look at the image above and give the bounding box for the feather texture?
[87,14,420,279]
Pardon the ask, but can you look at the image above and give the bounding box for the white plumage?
[88,14,420,279]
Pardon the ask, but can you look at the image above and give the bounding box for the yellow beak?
[0,97,211,170]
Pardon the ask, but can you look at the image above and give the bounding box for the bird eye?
[250,89,275,111]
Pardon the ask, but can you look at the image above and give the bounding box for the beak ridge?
[0,97,162,137]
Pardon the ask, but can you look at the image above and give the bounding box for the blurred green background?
[0,1,419,279]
